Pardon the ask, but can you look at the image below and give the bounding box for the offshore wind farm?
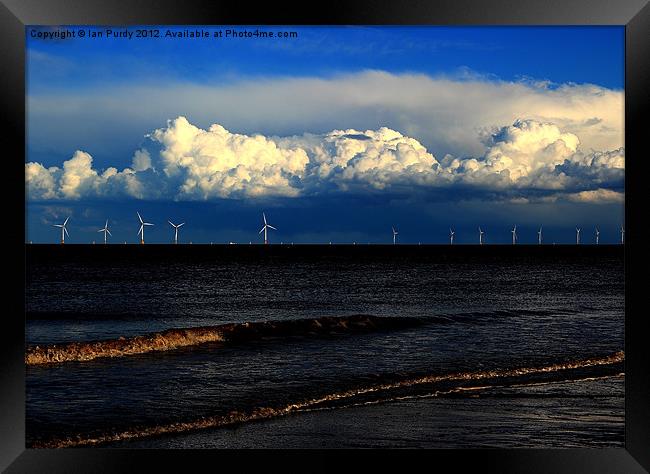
[38,213,626,246]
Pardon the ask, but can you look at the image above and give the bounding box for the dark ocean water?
[25,244,624,448]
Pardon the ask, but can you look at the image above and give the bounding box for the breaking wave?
[29,351,624,448]
[25,314,422,365]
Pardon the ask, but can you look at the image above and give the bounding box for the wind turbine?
[53,217,70,244]
[621,225,625,244]
[595,227,600,245]
[478,227,484,245]
[576,227,581,245]
[449,228,455,245]
[137,212,154,244]
[259,212,276,244]
[511,225,517,245]
[537,226,543,245]
[97,219,112,244]
[168,220,185,244]
[392,226,399,245]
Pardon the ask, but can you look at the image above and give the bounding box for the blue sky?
[27,26,624,89]
[25,26,625,244]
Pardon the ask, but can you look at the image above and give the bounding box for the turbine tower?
[620,225,625,244]
[595,227,600,245]
[511,225,517,245]
[137,212,154,244]
[478,227,484,245]
[537,226,543,245]
[168,220,185,244]
[53,217,70,244]
[392,226,399,245]
[97,219,112,244]
[576,227,581,245]
[259,212,277,244]
[449,228,455,245]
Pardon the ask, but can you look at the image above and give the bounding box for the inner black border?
[2,0,649,472]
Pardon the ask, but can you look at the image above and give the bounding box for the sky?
[25,26,625,244]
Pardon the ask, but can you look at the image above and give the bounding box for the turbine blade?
[168,221,174,227]
[138,225,143,236]
[268,225,277,230]
[64,216,70,225]
[263,213,267,225]
[137,212,143,224]
[97,229,103,232]
[145,222,154,226]
[179,223,184,227]
[106,229,112,236]
[53,224,63,228]
[64,227,69,237]
[259,227,265,234]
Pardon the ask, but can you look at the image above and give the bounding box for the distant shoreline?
[24,243,624,246]
[25,243,624,264]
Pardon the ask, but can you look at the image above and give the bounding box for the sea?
[25,244,625,448]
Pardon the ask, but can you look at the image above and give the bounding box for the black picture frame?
[2,0,648,471]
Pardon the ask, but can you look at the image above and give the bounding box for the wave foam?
[29,351,623,448]
[26,314,419,365]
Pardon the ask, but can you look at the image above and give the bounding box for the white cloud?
[131,149,152,172]
[447,120,625,193]
[28,70,624,161]
[59,150,100,199]
[26,149,144,200]
[150,117,309,199]
[276,126,442,193]
[25,162,59,200]
[565,189,625,203]
[25,116,625,204]
[480,119,579,180]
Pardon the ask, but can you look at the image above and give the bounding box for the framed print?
[2,0,649,472]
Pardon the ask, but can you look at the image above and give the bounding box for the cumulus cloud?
[25,116,625,203]
[480,119,580,180]
[131,149,152,172]
[25,162,59,199]
[26,150,144,200]
[551,148,625,190]
[445,120,624,194]
[275,126,442,193]
[149,117,309,198]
